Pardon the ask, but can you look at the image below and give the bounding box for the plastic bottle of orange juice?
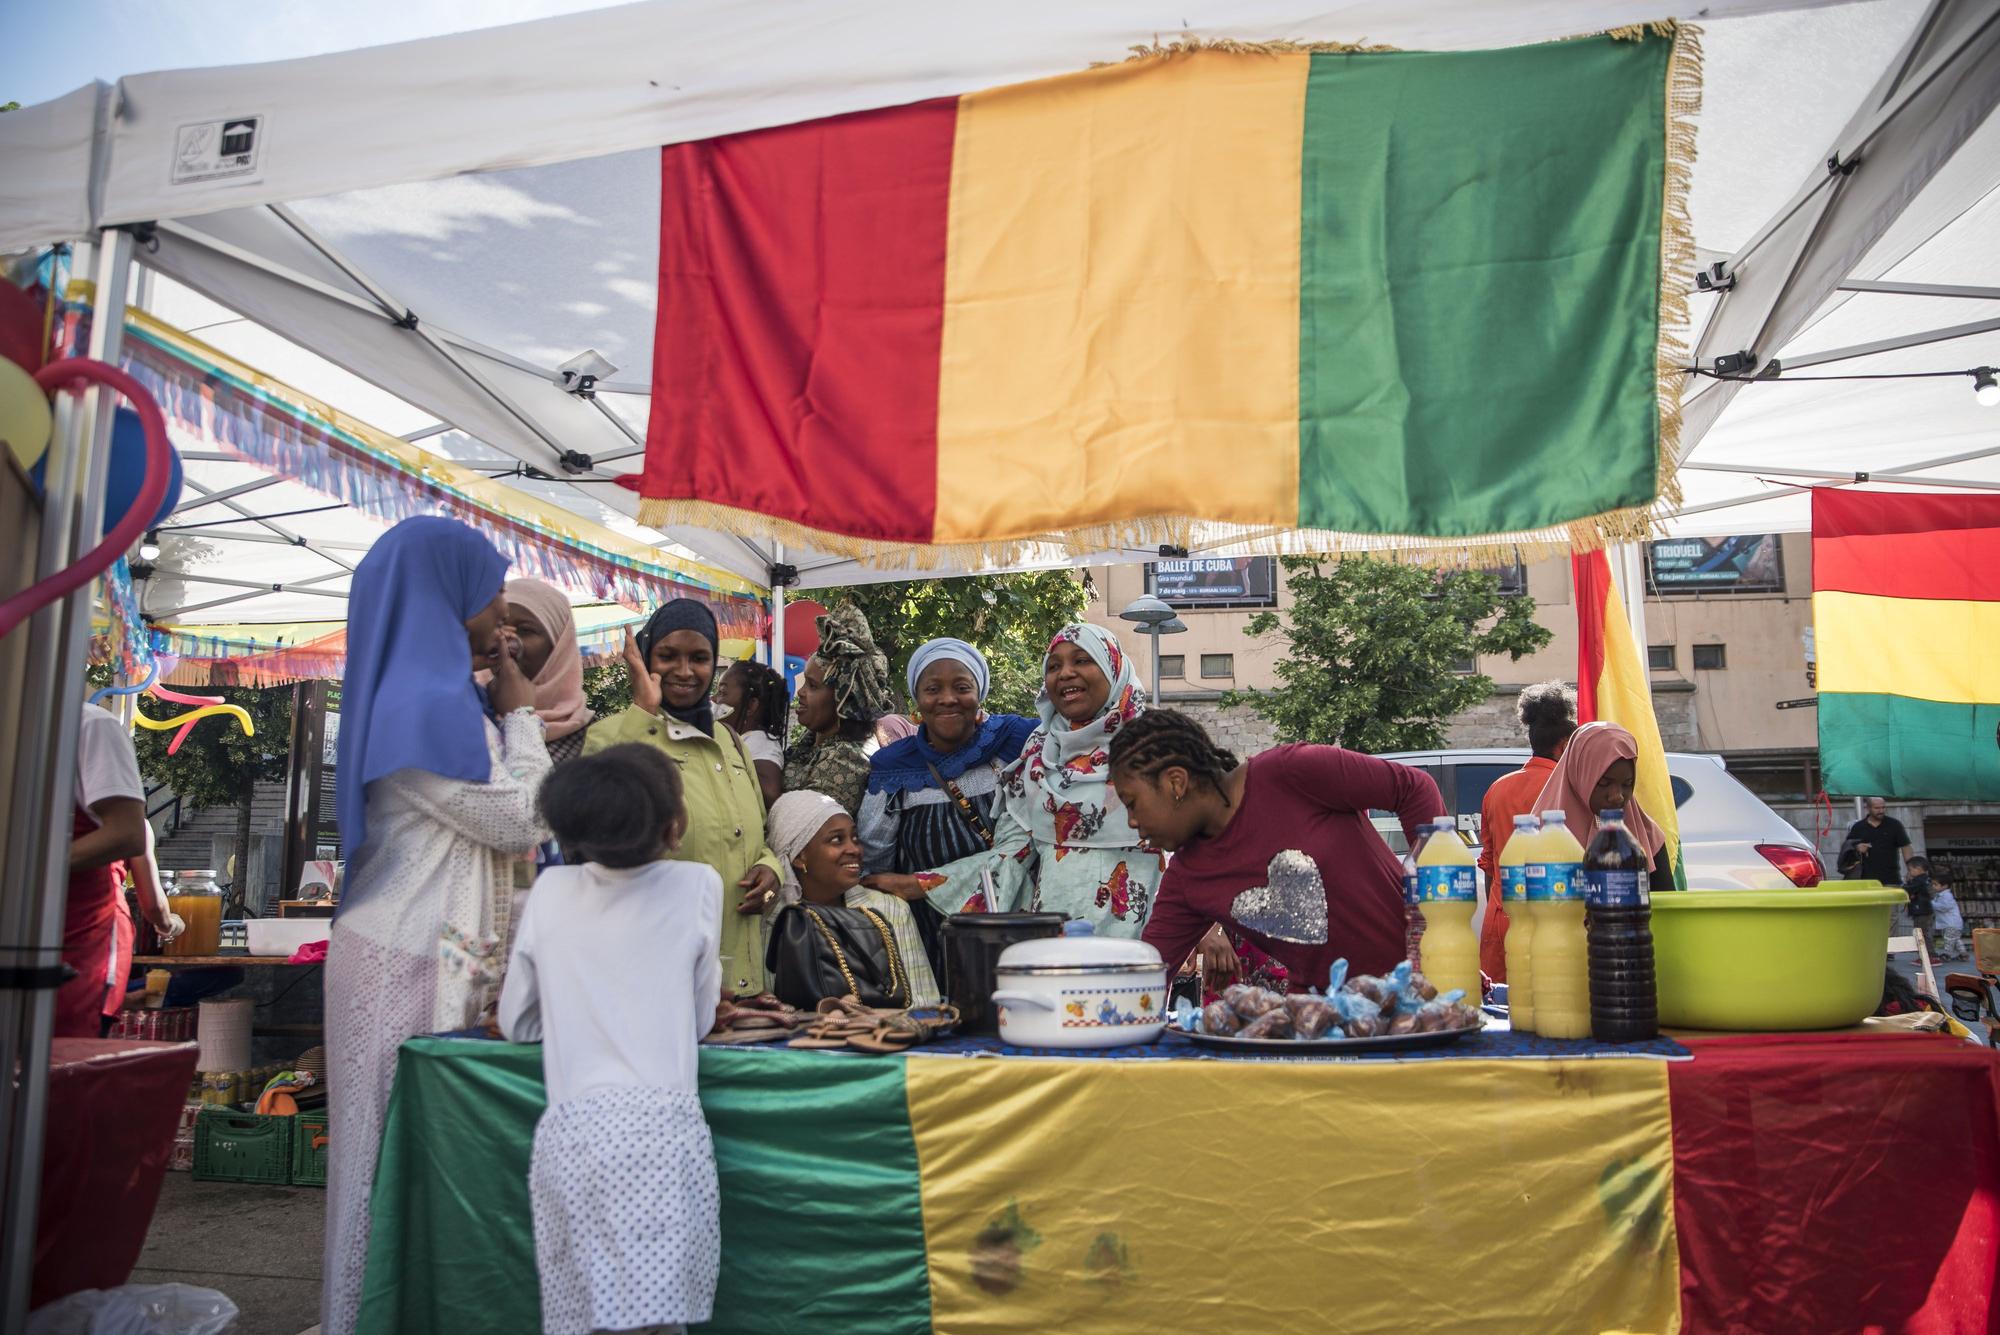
[1528,811,1590,1039]
[1499,813,1541,1034]
[1417,821,1480,1000]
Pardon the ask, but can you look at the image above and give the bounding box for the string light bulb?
[1974,368,2000,408]
[139,530,161,561]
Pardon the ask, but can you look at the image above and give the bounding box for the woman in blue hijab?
[323,517,551,1335]
[856,638,1037,877]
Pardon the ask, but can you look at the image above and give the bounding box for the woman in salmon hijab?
[498,577,595,764]
[1531,720,1675,896]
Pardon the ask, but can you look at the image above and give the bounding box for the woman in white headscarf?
[856,637,1037,879]
[865,623,1164,938]
[768,790,942,1007]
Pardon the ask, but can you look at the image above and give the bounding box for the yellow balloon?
[0,358,51,472]
[132,702,256,736]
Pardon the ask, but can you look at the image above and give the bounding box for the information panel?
[1146,557,1278,608]
[1647,535,1784,594]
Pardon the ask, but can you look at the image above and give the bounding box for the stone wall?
[1156,691,1281,758]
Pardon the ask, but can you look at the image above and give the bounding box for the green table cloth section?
[355,1039,933,1334]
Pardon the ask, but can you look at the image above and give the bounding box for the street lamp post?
[1117,595,1185,703]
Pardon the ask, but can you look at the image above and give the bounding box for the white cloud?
[605,278,655,306]
[294,177,595,242]
[561,300,610,317]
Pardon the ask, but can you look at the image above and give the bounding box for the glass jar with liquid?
[166,870,223,956]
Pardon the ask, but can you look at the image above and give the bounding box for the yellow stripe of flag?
[934,54,1307,544]
[1814,591,2000,705]
[904,1055,1681,1331]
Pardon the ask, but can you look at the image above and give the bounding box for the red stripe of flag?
[1571,549,1610,721]
[1811,489,2000,539]
[641,98,959,544]
[1812,527,2000,602]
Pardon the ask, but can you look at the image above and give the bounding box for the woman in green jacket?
[585,599,783,996]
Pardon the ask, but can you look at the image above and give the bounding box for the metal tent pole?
[770,543,786,670]
[0,229,133,1335]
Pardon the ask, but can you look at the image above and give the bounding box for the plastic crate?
[290,1111,329,1187]
[192,1110,293,1184]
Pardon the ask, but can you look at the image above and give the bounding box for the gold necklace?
[803,905,907,1004]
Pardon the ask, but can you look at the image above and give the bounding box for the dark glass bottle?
[1583,810,1657,1042]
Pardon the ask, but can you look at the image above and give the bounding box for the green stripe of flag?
[358,1041,933,1335]
[1297,36,1669,536]
[1820,693,2000,800]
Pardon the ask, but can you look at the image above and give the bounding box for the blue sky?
[1,0,616,107]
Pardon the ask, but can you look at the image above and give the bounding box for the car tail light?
[1757,844,1824,887]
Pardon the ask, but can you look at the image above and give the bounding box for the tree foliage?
[129,684,296,811]
[1230,555,1551,753]
[809,572,1091,717]
[81,663,295,810]
[583,662,633,719]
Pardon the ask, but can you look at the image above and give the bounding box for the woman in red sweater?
[1112,711,1443,990]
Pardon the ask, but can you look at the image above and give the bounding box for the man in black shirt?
[1843,797,1913,886]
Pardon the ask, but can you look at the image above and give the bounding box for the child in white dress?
[500,743,723,1335]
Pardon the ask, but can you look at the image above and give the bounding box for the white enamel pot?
[991,921,1169,1049]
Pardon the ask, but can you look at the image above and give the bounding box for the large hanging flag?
[1573,548,1684,886]
[636,29,1698,564]
[1813,491,2000,799]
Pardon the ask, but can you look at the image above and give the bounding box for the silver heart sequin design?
[1229,850,1329,944]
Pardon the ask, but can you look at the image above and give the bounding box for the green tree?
[583,661,632,718]
[807,572,1090,717]
[1230,555,1550,752]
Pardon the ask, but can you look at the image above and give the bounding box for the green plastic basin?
[1651,882,1907,1031]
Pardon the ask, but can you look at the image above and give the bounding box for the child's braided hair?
[1107,709,1240,801]
[728,660,791,741]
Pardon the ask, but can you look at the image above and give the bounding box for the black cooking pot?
[941,912,1066,1036]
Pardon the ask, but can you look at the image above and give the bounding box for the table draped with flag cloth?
[355,1030,1999,1333]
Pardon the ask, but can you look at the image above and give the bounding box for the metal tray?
[1168,1018,1484,1056]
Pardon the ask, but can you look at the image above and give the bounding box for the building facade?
[1084,535,2000,912]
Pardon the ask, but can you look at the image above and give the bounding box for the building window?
[1450,654,1475,675]
[1692,644,1727,670]
[1648,644,1675,671]
[1199,653,1234,679]
[1159,655,1185,679]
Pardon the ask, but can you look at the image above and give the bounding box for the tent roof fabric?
[6,0,1998,593]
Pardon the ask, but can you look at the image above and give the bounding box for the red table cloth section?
[32,1037,199,1309]
[1669,1032,2000,1335]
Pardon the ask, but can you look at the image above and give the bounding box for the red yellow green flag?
[1573,548,1684,886]
[635,31,1698,563]
[1813,490,2000,798]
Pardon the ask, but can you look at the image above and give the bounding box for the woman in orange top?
[1477,682,1575,980]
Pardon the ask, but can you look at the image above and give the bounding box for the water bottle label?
[1402,872,1420,906]
[1500,865,1529,903]
[1586,869,1647,908]
[1526,862,1584,903]
[1418,865,1476,902]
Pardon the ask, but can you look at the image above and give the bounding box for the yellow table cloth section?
[906,1055,1681,1334]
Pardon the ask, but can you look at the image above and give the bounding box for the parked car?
[1373,748,1826,941]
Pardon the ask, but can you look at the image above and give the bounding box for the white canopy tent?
[4,0,2000,1321]
[6,0,1996,599]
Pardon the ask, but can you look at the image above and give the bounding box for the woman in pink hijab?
[1531,720,1675,895]
[497,578,595,764]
